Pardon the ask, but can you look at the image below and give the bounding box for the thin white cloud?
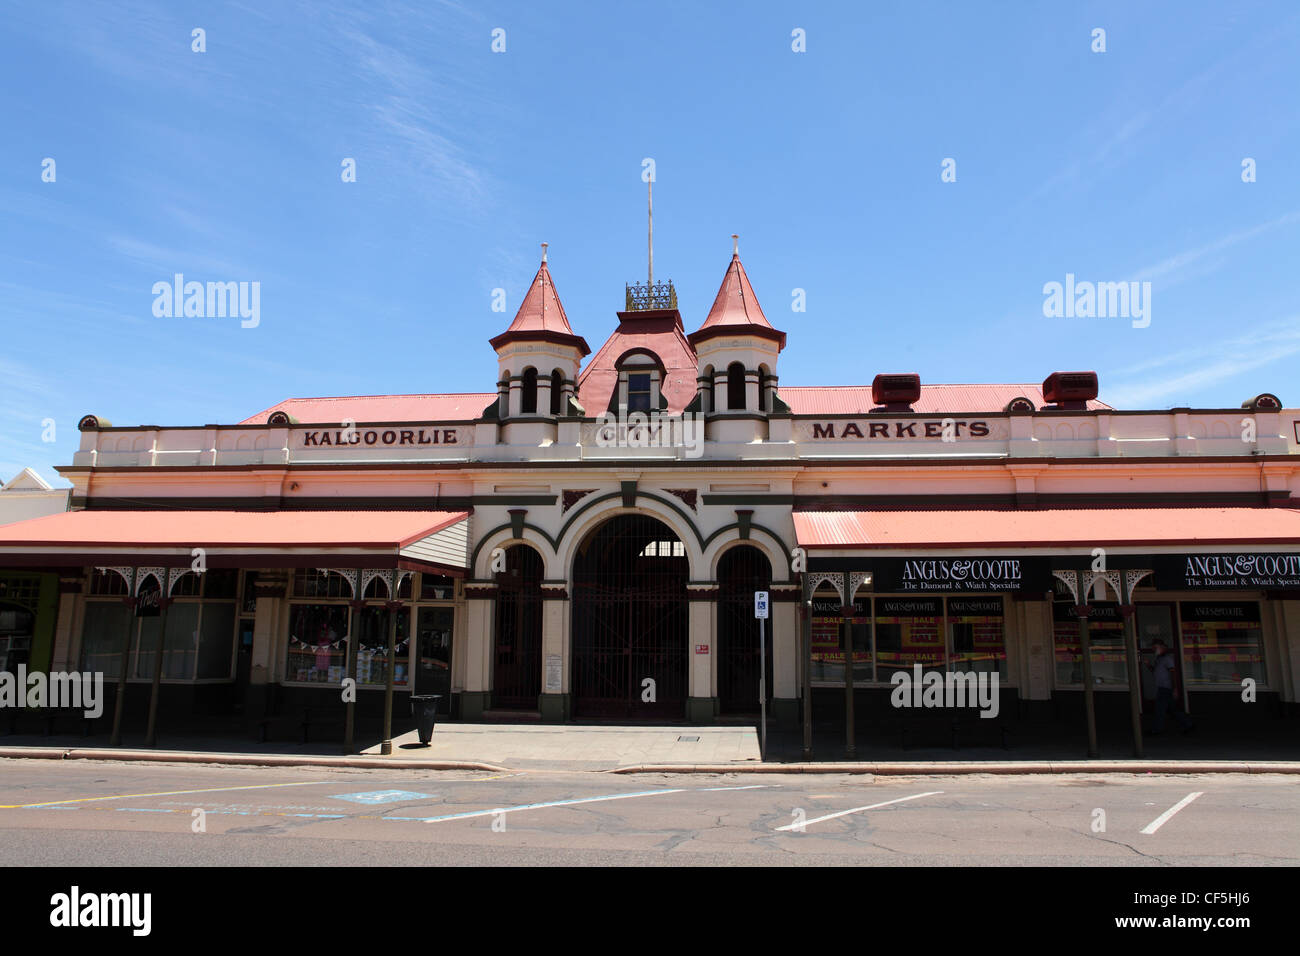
[1127,210,1300,286]
[1106,316,1300,406]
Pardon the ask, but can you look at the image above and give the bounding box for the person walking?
[1148,639,1193,735]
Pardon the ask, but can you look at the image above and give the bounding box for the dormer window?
[627,373,652,412]
[614,350,663,414]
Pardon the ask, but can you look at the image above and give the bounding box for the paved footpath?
[2,723,1297,775]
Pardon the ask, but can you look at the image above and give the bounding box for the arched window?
[727,362,746,411]
[550,369,564,415]
[521,367,538,414]
[758,366,770,413]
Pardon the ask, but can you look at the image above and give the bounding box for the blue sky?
[3,0,1298,486]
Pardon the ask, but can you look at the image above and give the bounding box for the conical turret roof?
[489,253,590,356]
[688,245,785,349]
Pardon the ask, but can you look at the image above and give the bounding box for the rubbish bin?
[409,695,442,745]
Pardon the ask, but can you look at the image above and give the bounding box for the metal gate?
[493,545,543,709]
[571,515,688,719]
[717,545,773,714]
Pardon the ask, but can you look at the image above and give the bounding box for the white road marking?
[1140,792,1204,834]
[775,791,943,831]
[422,788,684,823]
[420,784,772,824]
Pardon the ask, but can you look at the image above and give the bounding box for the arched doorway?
[493,545,543,709]
[571,515,689,719]
[716,546,773,714]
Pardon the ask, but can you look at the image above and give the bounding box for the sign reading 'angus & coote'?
[872,557,1052,593]
[1154,553,1300,590]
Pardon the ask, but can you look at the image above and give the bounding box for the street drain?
[677,735,700,742]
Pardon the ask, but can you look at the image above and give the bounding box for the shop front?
[0,509,468,744]
[794,508,1300,757]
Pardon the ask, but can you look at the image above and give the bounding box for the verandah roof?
[792,507,1300,552]
[0,509,470,574]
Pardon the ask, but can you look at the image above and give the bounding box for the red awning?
[0,510,470,573]
[792,507,1300,551]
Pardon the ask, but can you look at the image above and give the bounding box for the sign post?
[754,591,769,760]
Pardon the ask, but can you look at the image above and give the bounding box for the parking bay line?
[775,791,944,831]
[415,784,772,824]
[1140,792,1204,835]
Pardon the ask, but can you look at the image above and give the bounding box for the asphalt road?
[0,759,1295,866]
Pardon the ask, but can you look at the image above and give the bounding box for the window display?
[948,597,1006,677]
[1180,602,1266,686]
[287,604,349,683]
[875,597,944,681]
[1054,601,1128,686]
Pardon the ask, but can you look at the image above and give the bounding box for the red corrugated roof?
[0,510,468,550]
[781,384,1110,415]
[793,508,1300,549]
[577,311,699,415]
[241,393,495,425]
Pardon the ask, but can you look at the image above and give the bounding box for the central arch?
[570,514,689,719]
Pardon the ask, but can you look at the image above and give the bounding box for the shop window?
[203,569,239,599]
[947,597,1006,678]
[521,367,538,414]
[80,602,133,679]
[1179,602,1266,686]
[727,362,746,410]
[420,574,455,600]
[287,604,349,683]
[88,569,129,596]
[875,597,943,682]
[135,603,199,680]
[810,594,871,684]
[1053,601,1128,686]
[356,606,410,686]
[170,572,201,597]
[0,605,36,672]
[293,569,352,599]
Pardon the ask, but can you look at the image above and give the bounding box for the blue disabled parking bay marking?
[329,790,434,805]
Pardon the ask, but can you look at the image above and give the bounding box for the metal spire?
[541,241,548,263]
[647,178,654,288]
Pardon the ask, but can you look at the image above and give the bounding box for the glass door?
[415,607,454,714]
[1136,603,1178,709]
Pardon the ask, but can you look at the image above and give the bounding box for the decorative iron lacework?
[665,488,697,510]
[624,279,677,311]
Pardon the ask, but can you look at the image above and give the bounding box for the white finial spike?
[541,241,548,263]
[732,234,739,257]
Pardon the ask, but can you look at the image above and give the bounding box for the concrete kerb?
[612,761,1300,775]
[2,746,1297,775]
[0,747,507,773]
